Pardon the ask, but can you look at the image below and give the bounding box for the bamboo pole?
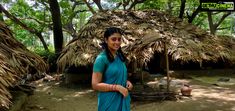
[141,64,144,85]
[164,40,170,92]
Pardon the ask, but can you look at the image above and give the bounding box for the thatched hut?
[0,22,48,109]
[57,10,235,74]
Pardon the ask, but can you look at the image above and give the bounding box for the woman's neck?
[108,48,117,57]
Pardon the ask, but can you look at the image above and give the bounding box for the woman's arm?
[92,72,129,97]
[92,72,117,91]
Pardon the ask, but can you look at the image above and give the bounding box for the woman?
[92,27,133,111]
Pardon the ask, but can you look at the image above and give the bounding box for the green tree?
[138,0,233,35]
[0,0,92,52]
[0,3,49,51]
[48,0,63,54]
[207,12,232,35]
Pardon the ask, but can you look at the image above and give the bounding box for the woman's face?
[105,33,122,52]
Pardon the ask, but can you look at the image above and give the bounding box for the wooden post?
[141,64,144,85]
[164,41,170,92]
[133,57,137,74]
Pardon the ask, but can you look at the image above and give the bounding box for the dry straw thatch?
[57,10,235,72]
[0,22,48,109]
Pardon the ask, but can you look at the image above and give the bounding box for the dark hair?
[101,27,126,62]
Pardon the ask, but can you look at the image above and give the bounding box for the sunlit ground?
[22,69,235,111]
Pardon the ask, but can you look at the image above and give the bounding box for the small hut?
[57,10,235,74]
[0,22,48,109]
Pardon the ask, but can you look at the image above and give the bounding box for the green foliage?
[1,0,12,3]
[138,0,168,10]
[138,0,233,35]
[60,0,73,24]
[32,46,57,72]
[31,46,54,62]
[184,0,200,12]
[1,0,233,54]
[4,0,50,48]
[193,12,208,29]
[231,14,235,34]
[217,14,234,35]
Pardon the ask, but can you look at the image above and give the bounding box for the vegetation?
[0,0,233,51]
[0,0,234,109]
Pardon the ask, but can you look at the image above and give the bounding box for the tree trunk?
[82,0,96,14]
[187,6,200,23]
[48,0,64,54]
[179,0,186,19]
[93,0,103,11]
[214,12,231,30]
[64,1,88,39]
[207,12,216,35]
[123,0,131,10]
[0,9,3,21]
[128,0,146,10]
[0,4,49,51]
[207,12,231,35]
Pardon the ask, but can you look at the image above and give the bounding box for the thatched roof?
[125,32,235,65]
[0,22,48,108]
[57,10,235,72]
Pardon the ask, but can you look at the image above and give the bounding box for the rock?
[146,81,159,89]
[217,78,230,82]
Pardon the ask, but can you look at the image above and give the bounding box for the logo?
[200,0,235,11]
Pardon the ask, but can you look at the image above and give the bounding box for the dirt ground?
[21,69,235,111]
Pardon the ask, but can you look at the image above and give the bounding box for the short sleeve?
[93,55,106,74]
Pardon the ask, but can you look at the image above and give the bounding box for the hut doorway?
[64,65,92,84]
[146,52,165,74]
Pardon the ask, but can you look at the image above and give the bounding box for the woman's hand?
[126,80,133,91]
[116,85,128,97]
